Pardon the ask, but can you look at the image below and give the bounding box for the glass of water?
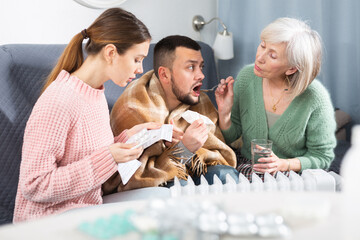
[251,139,273,173]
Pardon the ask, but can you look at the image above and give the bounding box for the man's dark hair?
[153,35,201,78]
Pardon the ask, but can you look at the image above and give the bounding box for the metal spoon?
[201,83,228,92]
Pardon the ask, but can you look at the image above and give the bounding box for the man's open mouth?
[192,84,202,96]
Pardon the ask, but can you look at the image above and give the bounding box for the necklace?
[268,82,288,112]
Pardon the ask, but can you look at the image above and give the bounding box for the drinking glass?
[251,139,273,174]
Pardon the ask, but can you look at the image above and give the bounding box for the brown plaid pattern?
[103,71,237,194]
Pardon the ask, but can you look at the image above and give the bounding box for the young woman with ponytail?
[13,8,160,223]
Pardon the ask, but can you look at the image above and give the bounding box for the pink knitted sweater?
[13,70,119,223]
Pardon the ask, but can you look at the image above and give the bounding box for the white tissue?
[181,110,215,126]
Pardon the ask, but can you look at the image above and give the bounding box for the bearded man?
[103,35,237,194]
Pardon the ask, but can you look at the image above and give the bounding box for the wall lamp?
[192,15,234,60]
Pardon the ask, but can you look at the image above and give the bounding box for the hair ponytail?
[41,8,151,94]
[42,33,85,93]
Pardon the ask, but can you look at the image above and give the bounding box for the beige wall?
[0,0,218,46]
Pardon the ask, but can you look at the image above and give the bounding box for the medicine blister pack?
[118,124,173,185]
[126,129,152,149]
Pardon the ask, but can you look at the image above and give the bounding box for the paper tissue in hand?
[118,124,173,185]
[181,110,215,126]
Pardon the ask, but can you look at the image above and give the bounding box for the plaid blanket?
[102,70,236,194]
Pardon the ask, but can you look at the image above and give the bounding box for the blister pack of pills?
[126,128,152,149]
[118,124,173,185]
[78,199,292,240]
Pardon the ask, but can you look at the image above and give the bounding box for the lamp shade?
[212,32,234,60]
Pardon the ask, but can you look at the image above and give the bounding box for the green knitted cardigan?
[222,64,337,171]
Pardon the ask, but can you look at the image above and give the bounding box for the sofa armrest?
[335,109,352,141]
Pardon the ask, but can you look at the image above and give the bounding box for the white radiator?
[170,169,341,197]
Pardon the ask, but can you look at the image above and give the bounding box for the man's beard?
[171,74,199,106]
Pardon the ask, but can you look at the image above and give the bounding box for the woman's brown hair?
[42,8,151,93]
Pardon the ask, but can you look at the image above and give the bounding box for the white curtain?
[217,0,360,124]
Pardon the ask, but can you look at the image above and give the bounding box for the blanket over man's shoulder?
[102,70,236,194]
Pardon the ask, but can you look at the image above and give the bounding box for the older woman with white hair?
[215,17,336,179]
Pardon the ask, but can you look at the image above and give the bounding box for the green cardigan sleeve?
[297,81,337,171]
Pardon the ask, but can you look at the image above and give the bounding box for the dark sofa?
[0,42,218,225]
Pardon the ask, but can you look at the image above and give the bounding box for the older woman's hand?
[215,76,235,115]
[215,76,235,130]
[252,151,289,174]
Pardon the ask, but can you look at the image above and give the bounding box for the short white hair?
[261,17,323,97]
